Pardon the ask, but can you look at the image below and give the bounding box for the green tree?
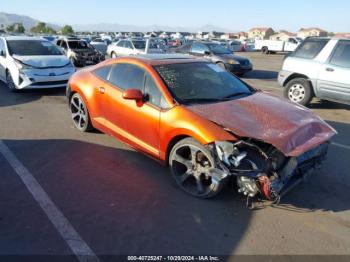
[30,22,48,34]
[327,32,335,37]
[6,23,25,33]
[45,26,57,34]
[60,25,74,35]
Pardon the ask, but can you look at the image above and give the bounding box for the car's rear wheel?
[6,71,17,92]
[284,78,314,106]
[70,93,93,132]
[262,46,269,54]
[169,138,226,198]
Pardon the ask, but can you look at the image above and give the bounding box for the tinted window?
[7,40,63,56]
[329,41,350,68]
[207,43,231,54]
[68,40,89,49]
[132,40,146,50]
[0,39,5,54]
[124,41,133,49]
[117,40,125,47]
[155,62,253,104]
[144,74,163,107]
[191,42,210,54]
[109,63,145,90]
[61,41,68,49]
[292,39,329,59]
[176,44,191,53]
[94,65,112,80]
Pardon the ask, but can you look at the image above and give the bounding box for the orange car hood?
[186,92,336,156]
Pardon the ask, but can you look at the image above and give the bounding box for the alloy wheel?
[70,94,89,131]
[170,143,217,198]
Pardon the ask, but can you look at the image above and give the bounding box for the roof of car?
[1,35,46,41]
[122,54,205,66]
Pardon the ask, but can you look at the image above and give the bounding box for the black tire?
[262,46,269,54]
[169,138,227,198]
[284,78,314,106]
[6,70,18,92]
[70,93,94,132]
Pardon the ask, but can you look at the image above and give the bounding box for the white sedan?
[0,36,75,91]
[107,38,163,58]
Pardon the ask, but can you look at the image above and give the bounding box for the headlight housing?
[227,59,239,65]
[14,60,33,70]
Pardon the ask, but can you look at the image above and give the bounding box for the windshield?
[155,62,253,104]
[132,40,146,50]
[7,40,63,56]
[207,43,231,54]
[68,40,89,49]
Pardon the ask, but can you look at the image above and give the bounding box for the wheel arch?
[164,135,190,166]
[283,73,315,92]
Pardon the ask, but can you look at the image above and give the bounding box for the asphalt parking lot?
[1,53,350,260]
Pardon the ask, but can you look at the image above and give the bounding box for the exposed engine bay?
[208,139,329,206]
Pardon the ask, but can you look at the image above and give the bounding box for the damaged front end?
[209,139,329,205]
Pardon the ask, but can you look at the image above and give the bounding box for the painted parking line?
[332,142,350,151]
[0,140,100,262]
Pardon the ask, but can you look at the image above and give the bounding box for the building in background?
[270,30,296,41]
[297,28,327,38]
[335,32,350,39]
[248,27,275,40]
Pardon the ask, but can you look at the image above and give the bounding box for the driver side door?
[103,63,162,157]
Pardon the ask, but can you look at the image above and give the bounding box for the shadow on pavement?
[2,139,252,255]
[243,70,278,80]
[0,82,66,107]
[309,99,350,110]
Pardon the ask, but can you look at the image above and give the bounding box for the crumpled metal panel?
[186,92,336,157]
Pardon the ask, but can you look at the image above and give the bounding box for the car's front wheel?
[6,71,17,92]
[70,93,93,132]
[284,78,314,106]
[169,138,227,198]
[111,52,117,58]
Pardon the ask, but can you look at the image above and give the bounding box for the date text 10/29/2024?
[127,256,220,261]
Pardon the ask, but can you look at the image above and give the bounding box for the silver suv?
[278,37,350,106]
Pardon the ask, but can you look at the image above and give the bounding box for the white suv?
[278,37,350,106]
[0,36,75,91]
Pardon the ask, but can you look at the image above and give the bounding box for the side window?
[93,65,112,80]
[191,42,209,54]
[292,39,329,59]
[178,44,191,53]
[144,74,165,107]
[61,41,68,49]
[117,40,124,47]
[109,63,145,90]
[329,41,350,68]
[288,38,297,44]
[56,40,62,46]
[124,41,133,49]
[0,39,5,55]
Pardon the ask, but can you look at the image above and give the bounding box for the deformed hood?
[13,55,70,68]
[186,92,336,156]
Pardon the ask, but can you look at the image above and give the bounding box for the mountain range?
[0,12,60,31]
[0,12,230,33]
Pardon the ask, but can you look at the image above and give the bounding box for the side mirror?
[122,89,144,102]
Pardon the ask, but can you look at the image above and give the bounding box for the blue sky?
[2,0,350,32]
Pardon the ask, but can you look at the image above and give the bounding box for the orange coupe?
[67,54,335,203]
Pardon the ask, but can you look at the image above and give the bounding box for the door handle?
[326,67,335,72]
[99,87,105,94]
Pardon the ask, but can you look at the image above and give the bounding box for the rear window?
[292,39,329,59]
